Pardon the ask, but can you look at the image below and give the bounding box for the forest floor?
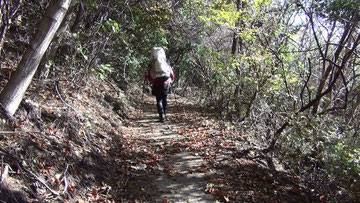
[0,75,313,202]
[116,95,311,203]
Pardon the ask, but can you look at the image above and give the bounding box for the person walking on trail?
[145,47,174,122]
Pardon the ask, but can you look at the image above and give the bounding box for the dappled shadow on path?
[127,95,316,203]
[114,95,216,202]
[57,95,217,202]
[149,150,215,203]
[208,157,313,202]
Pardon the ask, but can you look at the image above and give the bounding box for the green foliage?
[76,45,88,61]
[200,1,241,27]
[315,0,360,23]
[330,142,360,173]
[85,0,98,8]
[103,19,120,33]
[254,0,272,9]
[278,114,360,193]
[92,63,113,80]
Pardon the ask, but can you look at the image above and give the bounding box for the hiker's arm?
[170,69,174,80]
[145,67,152,81]
[145,73,152,80]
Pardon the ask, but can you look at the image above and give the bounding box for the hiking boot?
[159,114,165,122]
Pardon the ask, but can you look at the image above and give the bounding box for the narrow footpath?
[120,95,216,202]
[117,94,310,202]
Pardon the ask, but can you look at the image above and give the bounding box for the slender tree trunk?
[70,0,84,33]
[232,0,243,113]
[0,0,71,116]
[37,0,77,78]
[0,0,21,54]
[311,23,353,114]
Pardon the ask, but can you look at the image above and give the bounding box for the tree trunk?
[311,23,353,114]
[0,0,71,116]
[232,0,243,112]
[37,0,77,78]
[0,0,21,54]
[70,0,84,33]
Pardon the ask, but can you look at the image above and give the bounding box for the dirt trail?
[119,94,311,203]
[123,95,216,202]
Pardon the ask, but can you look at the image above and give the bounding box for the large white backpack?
[149,47,171,81]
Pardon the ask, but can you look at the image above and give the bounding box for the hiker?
[145,47,174,122]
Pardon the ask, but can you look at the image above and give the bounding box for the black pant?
[152,83,170,119]
[156,94,167,118]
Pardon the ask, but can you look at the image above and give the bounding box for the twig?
[21,166,59,196]
[60,164,69,195]
[54,81,79,113]
[0,147,59,196]
[1,164,9,182]
[104,78,119,93]
[0,131,40,134]
[1,156,3,179]
[123,177,129,187]
[0,156,7,182]
[60,164,69,181]
[0,156,11,182]
[62,176,69,195]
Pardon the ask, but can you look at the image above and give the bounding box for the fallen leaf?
[92,188,98,196]
[162,199,170,203]
[68,183,75,192]
[55,178,61,185]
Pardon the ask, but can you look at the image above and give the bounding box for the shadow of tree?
[0,182,28,203]
[209,157,314,202]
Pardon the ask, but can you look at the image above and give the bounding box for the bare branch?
[300,58,312,108]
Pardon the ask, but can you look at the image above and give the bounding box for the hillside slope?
[0,73,137,202]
